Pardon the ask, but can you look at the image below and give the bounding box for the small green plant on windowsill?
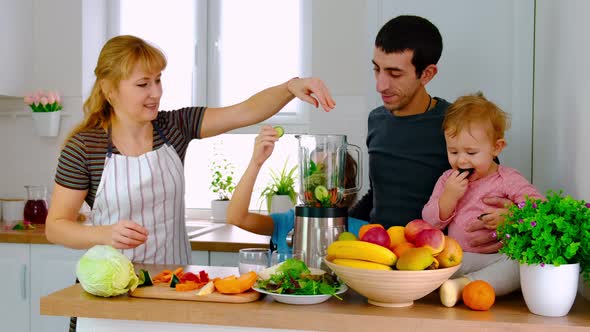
[259,159,298,212]
[209,157,236,201]
[496,190,590,284]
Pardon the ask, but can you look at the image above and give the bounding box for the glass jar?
[24,185,48,224]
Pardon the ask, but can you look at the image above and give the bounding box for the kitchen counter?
[40,264,590,332]
[0,222,270,252]
[0,223,52,244]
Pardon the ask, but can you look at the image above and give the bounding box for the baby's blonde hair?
[443,92,510,141]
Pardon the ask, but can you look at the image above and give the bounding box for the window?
[185,134,300,211]
[110,0,307,211]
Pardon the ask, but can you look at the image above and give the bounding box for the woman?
[45,35,336,265]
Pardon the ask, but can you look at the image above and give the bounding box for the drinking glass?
[238,248,271,274]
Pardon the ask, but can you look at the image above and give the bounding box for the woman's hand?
[287,77,336,112]
[480,196,512,229]
[251,125,279,167]
[464,197,513,253]
[110,220,148,249]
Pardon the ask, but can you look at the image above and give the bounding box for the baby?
[422,93,543,307]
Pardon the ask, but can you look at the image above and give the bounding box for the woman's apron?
[91,124,191,265]
[71,124,191,331]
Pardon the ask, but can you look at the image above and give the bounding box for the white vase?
[31,111,61,137]
[210,200,230,222]
[520,262,580,317]
[270,195,295,214]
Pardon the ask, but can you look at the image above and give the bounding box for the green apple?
[337,231,357,241]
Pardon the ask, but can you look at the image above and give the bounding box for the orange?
[358,224,385,240]
[386,226,408,248]
[392,242,415,258]
[462,280,495,311]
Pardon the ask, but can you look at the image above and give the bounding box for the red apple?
[414,228,445,255]
[404,219,434,243]
[437,236,463,268]
[361,227,391,249]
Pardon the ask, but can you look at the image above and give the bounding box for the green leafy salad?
[256,258,343,299]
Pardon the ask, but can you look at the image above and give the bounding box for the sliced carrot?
[175,282,207,292]
[153,274,172,282]
[175,283,199,292]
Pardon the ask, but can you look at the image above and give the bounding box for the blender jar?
[24,185,49,224]
[296,135,362,207]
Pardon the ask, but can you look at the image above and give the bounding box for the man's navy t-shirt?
[367,97,451,228]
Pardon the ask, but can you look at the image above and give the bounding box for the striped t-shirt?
[55,107,206,208]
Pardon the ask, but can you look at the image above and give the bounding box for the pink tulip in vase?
[24,90,63,137]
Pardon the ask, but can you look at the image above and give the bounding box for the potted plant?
[259,160,298,213]
[496,190,590,317]
[24,90,63,137]
[209,156,236,221]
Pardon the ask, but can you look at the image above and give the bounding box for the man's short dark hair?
[375,15,443,77]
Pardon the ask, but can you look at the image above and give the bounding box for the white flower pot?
[520,262,579,317]
[270,195,295,214]
[210,200,230,222]
[32,111,61,137]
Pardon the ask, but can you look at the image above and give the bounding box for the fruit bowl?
[324,258,460,307]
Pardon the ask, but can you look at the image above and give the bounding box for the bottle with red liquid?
[24,185,48,224]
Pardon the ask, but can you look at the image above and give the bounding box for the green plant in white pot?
[497,190,590,317]
[259,160,297,213]
[209,156,236,221]
[24,90,63,137]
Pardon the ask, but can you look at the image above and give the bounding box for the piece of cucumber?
[137,269,153,287]
[169,274,181,288]
[274,126,284,138]
[314,185,329,201]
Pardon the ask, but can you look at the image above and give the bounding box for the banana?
[332,258,392,270]
[327,240,397,266]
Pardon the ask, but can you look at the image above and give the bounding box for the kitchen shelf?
[0,111,72,119]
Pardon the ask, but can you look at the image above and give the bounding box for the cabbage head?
[76,245,139,297]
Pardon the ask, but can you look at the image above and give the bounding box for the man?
[350,15,508,252]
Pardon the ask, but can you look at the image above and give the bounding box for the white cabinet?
[30,244,85,332]
[0,243,84,332]
[0,0,33,96]
[191,250,209,265]
[0,243,30,332]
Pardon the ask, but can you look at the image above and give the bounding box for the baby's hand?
[251,125,279,166]
[442,170,469,201]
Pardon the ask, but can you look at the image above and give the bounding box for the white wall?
[0,0,85,199]
[533,0,590,201]
[0,0,109,199]
[0,1,548,205]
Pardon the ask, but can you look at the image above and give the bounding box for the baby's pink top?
[422,165,543,253]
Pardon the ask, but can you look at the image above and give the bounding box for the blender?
[287,134,362,269]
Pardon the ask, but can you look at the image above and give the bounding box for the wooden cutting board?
[129,284,260,303]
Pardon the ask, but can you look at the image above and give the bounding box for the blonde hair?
[65,35,166,142]
[443,92,511,141]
